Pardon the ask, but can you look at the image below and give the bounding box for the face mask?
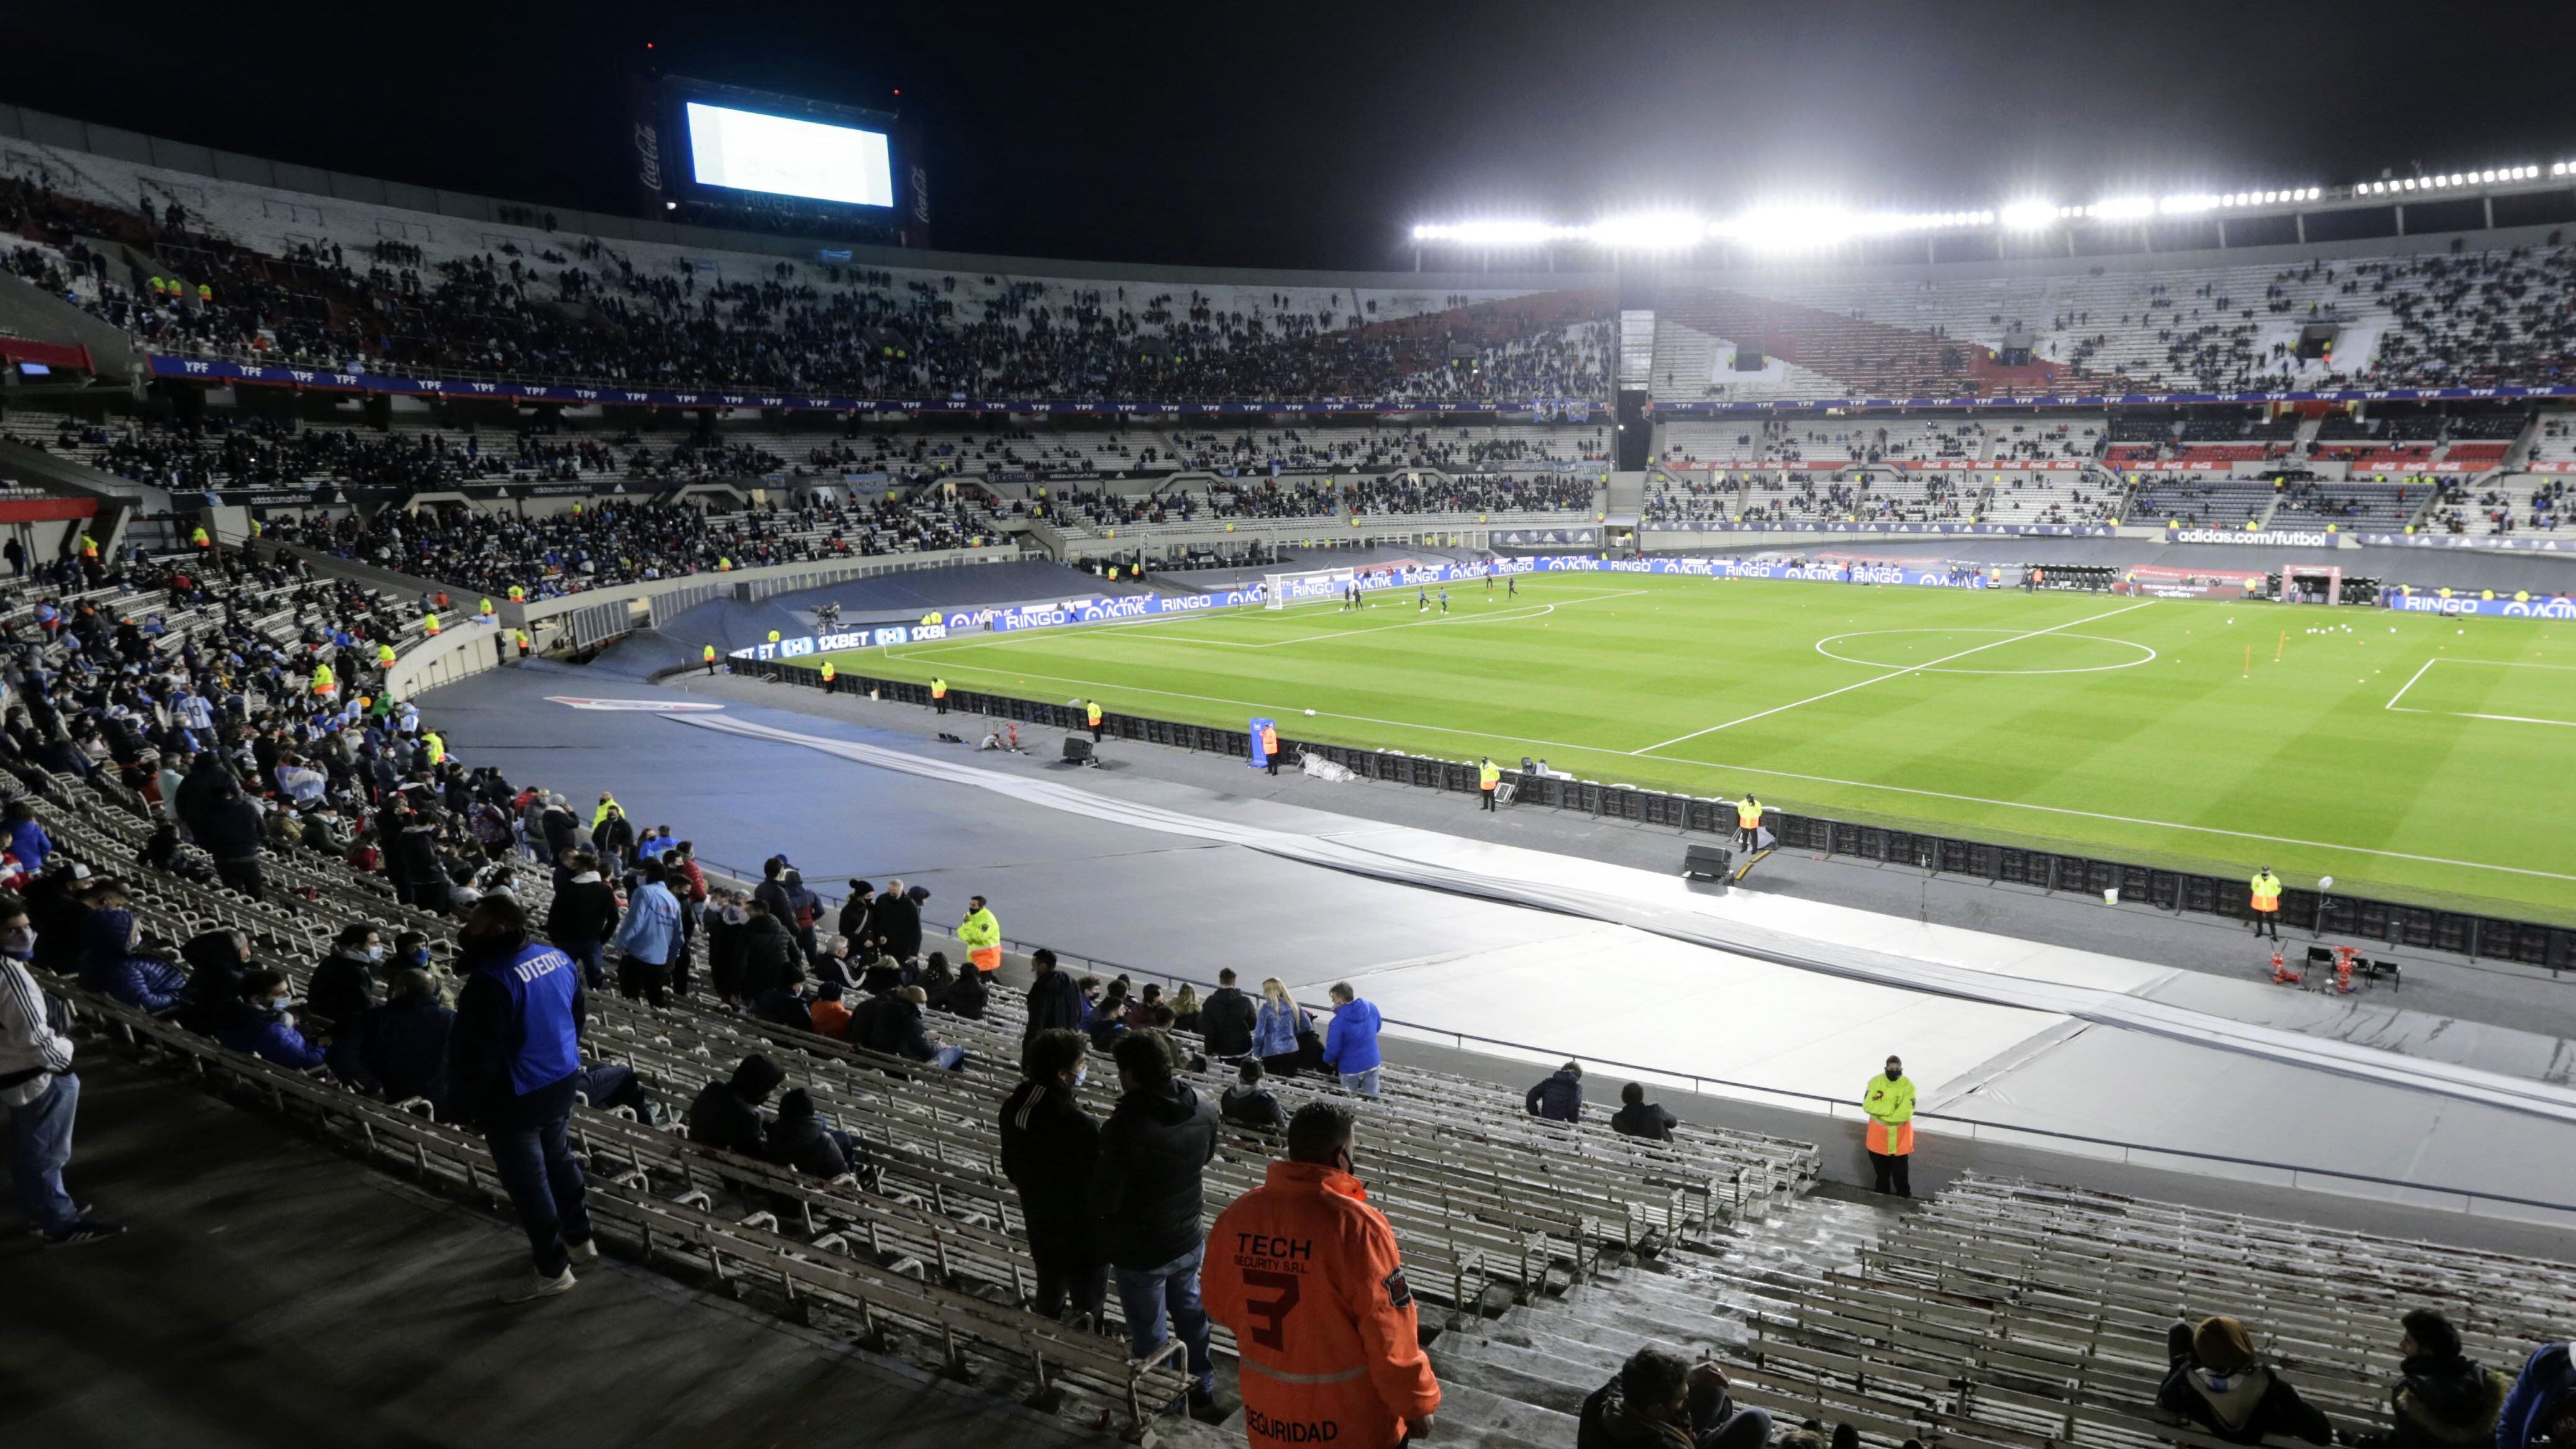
[1886,1068,1903,1080]
[268,996,295,1014]
[1,927,31,958]
[366,945,385,961]
[1072,1066,1088,1089]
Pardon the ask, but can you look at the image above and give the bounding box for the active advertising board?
[727,553,1993,659]
[2382,588,2576,619]
[2165,528,2343,547]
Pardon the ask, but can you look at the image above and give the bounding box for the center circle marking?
[1814,627,2159,675]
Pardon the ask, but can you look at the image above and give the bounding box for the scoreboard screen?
[682,101,895,209]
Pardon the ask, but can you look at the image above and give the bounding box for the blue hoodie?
[78,907,188,1014]
[2498,1343,2572,1449]
[1322,996,1382,1074]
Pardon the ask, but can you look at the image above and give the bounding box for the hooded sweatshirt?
[78,907,188,1013]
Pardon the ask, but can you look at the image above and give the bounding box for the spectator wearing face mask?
[305,922,386,1031]
[347,968,454,1111]
[214,968,329,1071]
[1,891,124,1244]
[78,906,189,1015]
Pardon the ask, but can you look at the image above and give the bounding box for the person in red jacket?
[1204,1102,1440,1448]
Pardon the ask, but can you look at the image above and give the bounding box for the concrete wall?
[385,622,501,702]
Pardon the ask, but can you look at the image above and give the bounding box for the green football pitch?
[800,573,2575,920]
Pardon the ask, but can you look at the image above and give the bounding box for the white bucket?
[2102,888,2120,906]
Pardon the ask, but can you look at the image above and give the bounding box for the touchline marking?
[795,649,2574,886]
[2390,709,2576,729]
[1156,588,1649,648]
[1631,601,2157,755]
[884,586,1645,661]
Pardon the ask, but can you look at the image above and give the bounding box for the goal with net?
[1263,566,1358,610]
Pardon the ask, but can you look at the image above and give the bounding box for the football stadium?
[2,12,2575,1449]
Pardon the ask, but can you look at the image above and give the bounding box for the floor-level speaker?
[1062,736,1094,765]
[1682,843,1732,884]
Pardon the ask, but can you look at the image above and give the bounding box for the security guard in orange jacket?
[1206,1102,1440,1449]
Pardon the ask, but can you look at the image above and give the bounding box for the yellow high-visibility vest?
[1086,702,1103,726]
[820,661,836,683]
[1478,761,1501,790]
[1736,799,1763,829]
[1864,1073,1916,1155]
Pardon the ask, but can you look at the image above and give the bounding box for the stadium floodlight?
[1709,205,1865,251]
[2088,196,2155,220]
[2158,193,2221,215]
[1584,212,1707,250]
[1998,199,2058,231]
[1411,219,1568,247]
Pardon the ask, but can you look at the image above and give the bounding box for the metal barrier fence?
[733,658,2573,971]
[559,600,633,649]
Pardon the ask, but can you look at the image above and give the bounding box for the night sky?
[6,2,2572,270]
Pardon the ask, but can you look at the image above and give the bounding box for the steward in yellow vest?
[1864,1056,1916,1197]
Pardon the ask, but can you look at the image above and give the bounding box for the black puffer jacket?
[544,877,619,944]
[1196,986,1257,1058]
[2360,1353,2512,1449]
[999,1078,1099,1256]
[735,915,802,999]
[939,968,989,1020]
[1088,1080,1216,1271]
[870,893,921,961]
[1024,969,1084,1037]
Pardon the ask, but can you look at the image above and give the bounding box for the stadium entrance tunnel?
[1814,628,2158,676]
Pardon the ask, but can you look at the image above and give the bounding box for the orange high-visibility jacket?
[1205,1160,1442,1449]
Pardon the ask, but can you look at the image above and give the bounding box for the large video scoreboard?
[631,76,925,240]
